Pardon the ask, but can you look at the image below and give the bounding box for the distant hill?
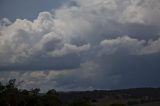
[58,87,160,106]
[133,101,160,106]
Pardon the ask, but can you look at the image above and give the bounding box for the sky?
[0,0,67,21]
[0,0,160,92]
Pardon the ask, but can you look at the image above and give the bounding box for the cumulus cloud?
[119,0,160,25]
[49,43,90,57]
[76,0,160,25]
[0,18,12,26]
[99,36,160,55]
[0,11,91,69]
[0,0,160,90]
[0,0,160,65]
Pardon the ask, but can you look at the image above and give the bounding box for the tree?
[0,82,5,91]
[47,89,57,96]
[6,79,16,89]
[31,88,40,95]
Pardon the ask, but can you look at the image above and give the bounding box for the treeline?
[3,79,155,106]
[0,79,95,106]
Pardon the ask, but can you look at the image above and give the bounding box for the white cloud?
[100,36,145,55]
[119,0,160,25]
[0,0,160,71]
[142,38,160,54]
[49,43,90,57]
[1,0,160,62]
[76,0,160,25]
[100,36,160,56]
[0,10,90,64]
[0,18,11,26]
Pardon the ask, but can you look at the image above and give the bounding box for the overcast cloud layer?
[0,0,160,91]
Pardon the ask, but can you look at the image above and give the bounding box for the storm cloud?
[0,0,160,91]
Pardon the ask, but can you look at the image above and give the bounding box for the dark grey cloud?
[0,54,81,71]
[97,53,160,89]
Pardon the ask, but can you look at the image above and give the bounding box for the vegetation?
[0,79,61,106]
[0,79,94,106]
[0,79,160,106]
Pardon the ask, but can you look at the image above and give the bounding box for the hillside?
[58,87,160,106]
